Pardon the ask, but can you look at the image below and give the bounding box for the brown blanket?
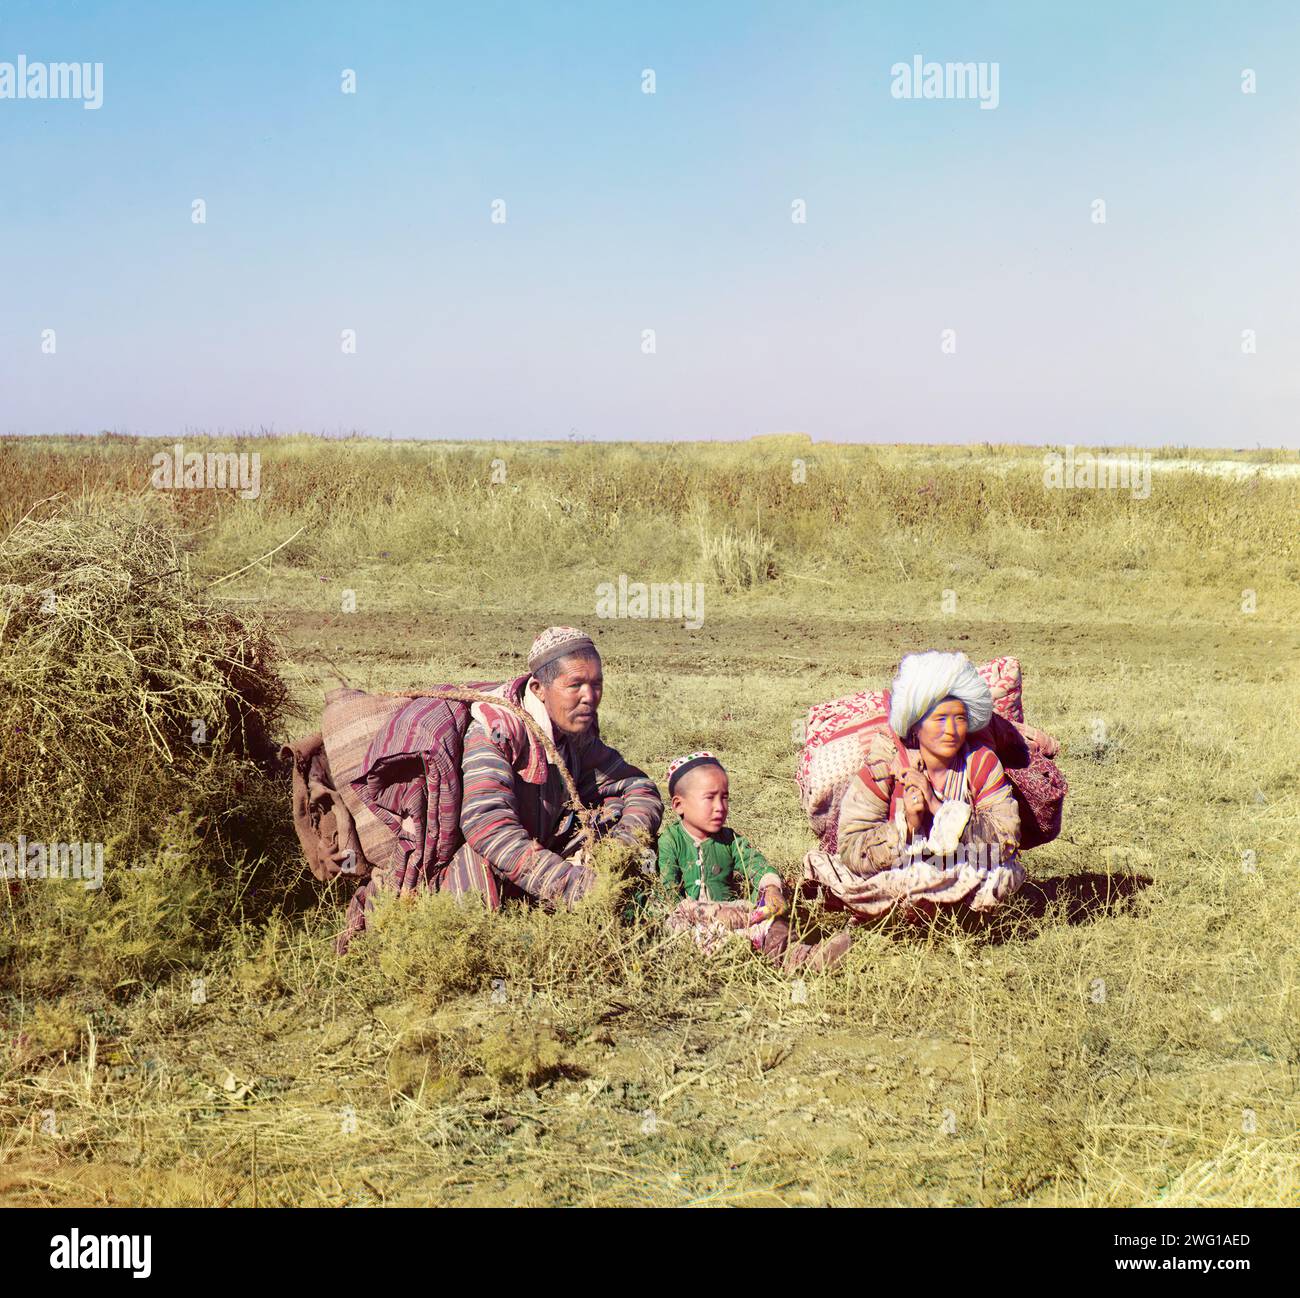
[282,731,368,882]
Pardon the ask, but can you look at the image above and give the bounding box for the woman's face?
[915,698,968,760]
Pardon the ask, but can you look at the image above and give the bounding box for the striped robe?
[802,733,1023,919]
[440,674,663,908]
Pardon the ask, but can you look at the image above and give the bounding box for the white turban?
[889,651,993,741]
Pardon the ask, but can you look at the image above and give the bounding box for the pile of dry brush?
[0,497,298,1000]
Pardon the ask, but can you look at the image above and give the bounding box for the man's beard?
[559,716,599,752]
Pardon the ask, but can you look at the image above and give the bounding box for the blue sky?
[1,1,1297,445]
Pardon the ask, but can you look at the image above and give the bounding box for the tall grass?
[1,436,1293,653]
[693,508,778,592]
[3,437,1295,595]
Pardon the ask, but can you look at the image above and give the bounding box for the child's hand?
[749,882,787,926]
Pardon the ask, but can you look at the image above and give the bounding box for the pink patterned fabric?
[801,847,1026,921]
[982,654,1024,723]
[797,656,1024,853]
[471,674,552,786]
[665,897,777,956]
[1004,745,1068,849]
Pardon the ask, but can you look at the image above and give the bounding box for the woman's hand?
[900,768,939,810]
[898,768,933,832]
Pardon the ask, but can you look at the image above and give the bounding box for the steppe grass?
[0,434,1295,1206]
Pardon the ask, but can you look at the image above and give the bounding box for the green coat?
[657,821,774,903]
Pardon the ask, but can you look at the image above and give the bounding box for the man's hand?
[592,807,624,835]
[560,862,597,907]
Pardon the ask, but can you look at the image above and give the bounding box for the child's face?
[672,766,729,836]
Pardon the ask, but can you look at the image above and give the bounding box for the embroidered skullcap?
[888,651,993,741]
[527,625,597,674]
[666,750,725,796]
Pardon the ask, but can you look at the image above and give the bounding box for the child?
[659,751,851,973]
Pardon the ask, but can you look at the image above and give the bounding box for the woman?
[801,651,1025,921]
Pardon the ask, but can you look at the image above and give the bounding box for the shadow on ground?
[796,869,1155,947]
[983,870,1154,943]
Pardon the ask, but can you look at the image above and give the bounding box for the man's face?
[531,653,603,738]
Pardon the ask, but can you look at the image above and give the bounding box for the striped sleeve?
[836,769,903,876]
[965,745,1020,861]
[836,729,905,875]
[577,739,664,843]
[968,746,1011,803]
[458,722,591,905]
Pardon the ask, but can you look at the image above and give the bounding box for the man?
[439,626,663,908]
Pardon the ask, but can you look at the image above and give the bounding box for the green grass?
[0,434,1296,1206]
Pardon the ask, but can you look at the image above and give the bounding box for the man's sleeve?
[579,740,664,842]
[459,723,591,905]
